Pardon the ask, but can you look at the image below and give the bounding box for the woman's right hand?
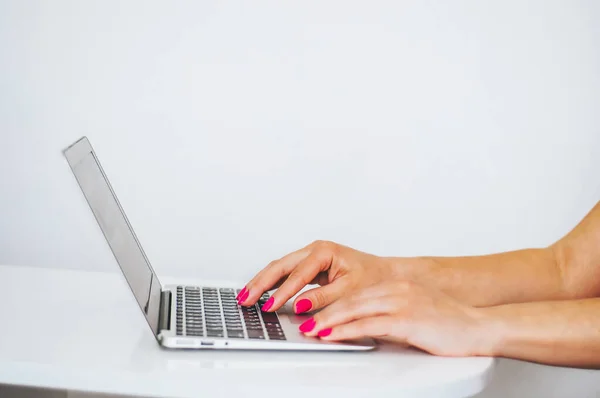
[237,240,402,314]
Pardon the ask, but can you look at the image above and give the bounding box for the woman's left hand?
[299,281,496,357]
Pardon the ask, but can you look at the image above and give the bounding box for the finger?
[268,275,289,291]
[265,248,334,312]
[270,271,327,292]
[310,272,330,286]
[241,246,311,305]
[301,292,404,337]
[292,277,351,314]
[318,316,401,341]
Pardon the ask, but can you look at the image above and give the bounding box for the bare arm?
[482,298,600,368]
[242,202,600,313]
[399,201,600,307]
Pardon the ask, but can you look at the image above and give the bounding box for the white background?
[1,1,600,281]
[1,1,600,396]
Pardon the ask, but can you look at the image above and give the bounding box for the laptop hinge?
[158,290,172,332]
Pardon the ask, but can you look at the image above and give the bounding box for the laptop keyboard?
[175,286,286,341]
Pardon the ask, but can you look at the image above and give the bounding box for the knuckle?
[311,289,328,307]
[310,240,324,248]
[312,240,334,250]
[287,270,311,289]
[312,240,339,257]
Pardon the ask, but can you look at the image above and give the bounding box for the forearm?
[479,298,600,368]
[393,200,600,307]
[395,247,566,307]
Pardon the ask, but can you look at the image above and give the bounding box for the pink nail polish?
[295,298,312,314]
[299,317,316,333]
[318,328,332,337]
[236,287,247,301]
[238,289,249,304]
[261,297,274,312]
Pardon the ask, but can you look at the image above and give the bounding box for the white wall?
[1,0,599,283]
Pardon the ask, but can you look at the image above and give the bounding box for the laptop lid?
[63,137,163,337]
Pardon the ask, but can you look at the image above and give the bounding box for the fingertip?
[237,288,250,305]
[298,317,316,333]
[294,298,313,314]
[236,286,248,301]
[317,328,332,337]
[260,297,274,312]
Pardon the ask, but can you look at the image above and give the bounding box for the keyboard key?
[262,312,278,321]
[224,312,240,317]
[247,330,265,339]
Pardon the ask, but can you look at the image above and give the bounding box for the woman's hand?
[299,280,495,357]
[237,240,400,314]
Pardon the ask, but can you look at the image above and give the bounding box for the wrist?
[472,306,508,357]
[384,256,433,282]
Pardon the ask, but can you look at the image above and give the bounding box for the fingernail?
[295,299,313,314]
[318,328,332,337]
[261,297,274,312]
[238,289,250,304]
[236,287,247,301]
[299,317,316,333]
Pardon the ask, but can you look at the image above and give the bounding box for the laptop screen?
[64,137,162,337]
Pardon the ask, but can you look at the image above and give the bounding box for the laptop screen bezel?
[63,137,163,337]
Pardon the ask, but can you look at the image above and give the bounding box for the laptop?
[63,137,375,351]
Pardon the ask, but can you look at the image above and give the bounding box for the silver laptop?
[63,137,375,351]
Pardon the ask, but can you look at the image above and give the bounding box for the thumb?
[293,278,350,314]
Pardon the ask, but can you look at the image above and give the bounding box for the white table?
[0,265,495,398]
